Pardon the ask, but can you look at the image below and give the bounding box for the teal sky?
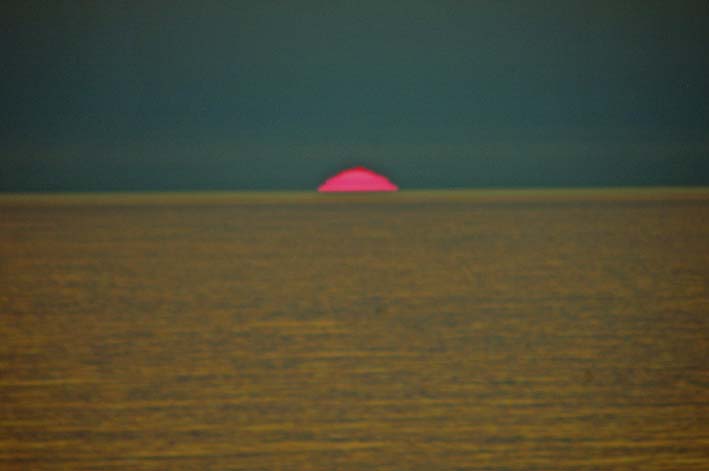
[2,1,708,191]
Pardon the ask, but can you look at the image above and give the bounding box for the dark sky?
[2,0,708,191]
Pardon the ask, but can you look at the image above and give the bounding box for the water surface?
[2,190,708,469]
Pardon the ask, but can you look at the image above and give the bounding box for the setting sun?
[318,166,398,192]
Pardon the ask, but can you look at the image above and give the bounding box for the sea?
[1,189,708,469]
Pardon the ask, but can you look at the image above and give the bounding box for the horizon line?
[2,186,709,206]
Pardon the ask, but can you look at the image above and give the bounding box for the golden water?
[2,190,708,469]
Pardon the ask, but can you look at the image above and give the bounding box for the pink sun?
[318,166,398,192]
